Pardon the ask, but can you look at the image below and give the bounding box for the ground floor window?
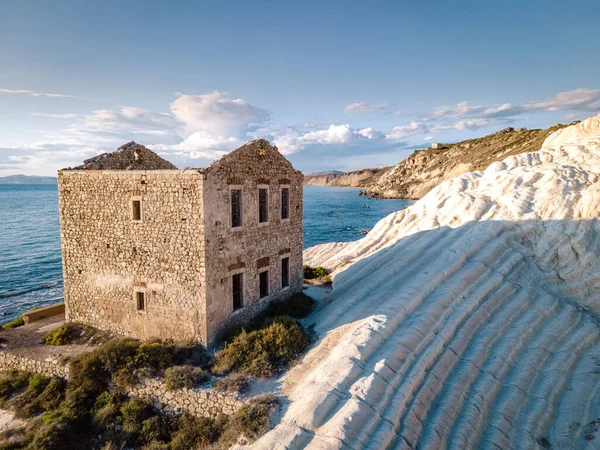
[259,270,269,298]
[281,257,290,288]
[136,291,145,311]
[233,273,244,310]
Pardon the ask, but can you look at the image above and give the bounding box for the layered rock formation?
[250,114,600,449]
[304,168,389,188]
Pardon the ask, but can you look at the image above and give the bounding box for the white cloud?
[426,89,600,122]
[0,88,86,99]
[31,113,79,119]
[386,121,429,140]
[170,91,270,139]
[524,88,600,112]
[270,124,385,154]
[356,127,385,140]
[344,102,392,113]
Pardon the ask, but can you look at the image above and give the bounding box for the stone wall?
[203,140,304,343]
[0,351,70,379]
[0,352,243,419]
[58,169,207,342]
[130,378,244,418]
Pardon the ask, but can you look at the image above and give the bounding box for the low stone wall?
[0,351,69,379]
[130,378,245,418]
[22,303,65,325]
[0,352,244,419]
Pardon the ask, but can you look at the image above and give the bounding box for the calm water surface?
[0,184,410,321]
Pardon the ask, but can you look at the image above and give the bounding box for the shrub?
[213,316,309,378]
[42,323,105,346]
[8,373,51,418]
[0,370,31,406]
[172,342,211,368]
[140,415,173,444]
[3,317,24,329]
[303,265,328,280]
[37,377,67,411]
[265,292,315,319]
[213,374,250,394]
[134,340,175,372]
[169,414,227,450]
[164,366,208,390]
[217,394,279,447]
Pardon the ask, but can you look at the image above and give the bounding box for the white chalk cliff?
[253,114,600,449]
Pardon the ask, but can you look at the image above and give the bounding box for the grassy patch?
[164,366,209,390]
[2,317,24,329]
[41,323,108,346]
[213,316,309,378]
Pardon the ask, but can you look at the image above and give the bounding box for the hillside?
[366,124,573,199]
[251,115,600,449]
[304,168,389,187]
[0,175,57,184]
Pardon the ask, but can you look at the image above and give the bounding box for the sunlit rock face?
[252,115,600,449]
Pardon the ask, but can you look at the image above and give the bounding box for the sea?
[0,184,410,322]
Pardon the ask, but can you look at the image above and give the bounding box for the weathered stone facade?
[58,139,303,345]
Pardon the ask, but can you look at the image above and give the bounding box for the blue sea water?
[0,184,410,322]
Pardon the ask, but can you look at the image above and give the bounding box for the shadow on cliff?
[271,217,600,447]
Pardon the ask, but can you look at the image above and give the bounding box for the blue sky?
[1,0,599,176]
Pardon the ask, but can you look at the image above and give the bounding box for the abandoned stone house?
[57,139,304,345]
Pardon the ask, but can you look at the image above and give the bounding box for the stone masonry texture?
[58,139,303,345]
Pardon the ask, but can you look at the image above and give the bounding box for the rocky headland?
[305,122,580,200]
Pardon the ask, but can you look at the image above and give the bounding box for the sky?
[1,0,600,176]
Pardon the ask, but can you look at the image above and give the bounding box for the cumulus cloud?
[270,124,385,154]
[161,91,271,158]
[344,102,392,113]
[0,88,86,99]
[386,121,430,140]
[170,92,270,138]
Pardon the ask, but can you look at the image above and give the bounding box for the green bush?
[265,292,315,319]
[214,316,309,378]
[3,317,24,329]
[140,415,173,444]
[164,366,208,390]
[8,373,51,418]
[37,377,67,411]
[217,394,279,448]
[213,374,249,394]
[169,414,227,450]
[0,370,31,406]
[41,323,105,346]
[303,265,329,280]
